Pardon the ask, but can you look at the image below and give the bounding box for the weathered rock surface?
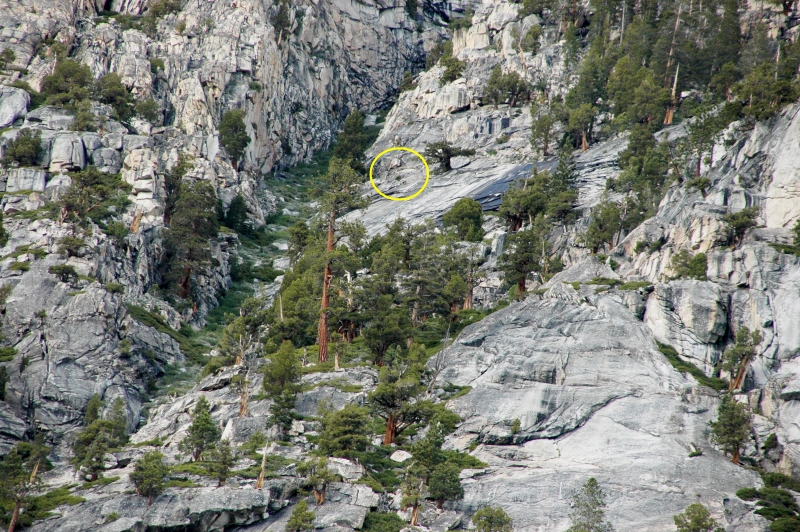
[433,271,763,530]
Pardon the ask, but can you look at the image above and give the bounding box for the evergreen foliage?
[56,166,131,227]
[566,477,614,532]
[94,73,134,121]
[424,141,475,172]
[442,198,484,242]
[130,451,169,506]
[219,110,251,167]
[499,215,554,295]
[428,462,464,508]
[71,397,128,481]
[669,250,708,280]
[723,207,759,247]
[674,503,724,532]
[262,341,301,432]
[286,500,315,532]
[159,180,219,300]
[332,110,368,172]
[297,457,337,505]
[0,439,51,532]
[484,66,530,107]
[710,393,751,464]
[179,396,219,461]
[472,506,513,532]
[1,129,43,167]
[206,439,236,486]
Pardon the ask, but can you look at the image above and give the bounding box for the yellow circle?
[369,147,430,201]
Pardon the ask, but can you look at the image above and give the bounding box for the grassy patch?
[587,277,621,286]
[165,479,201,488]
[0,347,18,362]
[618,281,653,291]
[79,476,120,490]
[9,261,30,271]
[14,487,85,526]
[567,281,581,290]
[657,342,727,391]
[361,512,406,532]
[770,244,800,257]
[126,304,209,364]
[170,462,213,477]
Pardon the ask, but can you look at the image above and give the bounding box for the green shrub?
[94,73,134,121]
[657,342,727,391]
[442,198,484,241]
[219,110,250,167]
[1,128,42,167]
[49,264,78,283]
[520,26,542,54]
[670,250,708,280]
[135,98,160,122]
[69,102,97,132]
[399,71,416,93]
[0,346,18,362]
[361,512,405,532]
[9,261,30,272]
[484,65,530,106]
[149,58,165,73]
[447,6,472,31]
[41,59,93,107]
[104,282,125,294]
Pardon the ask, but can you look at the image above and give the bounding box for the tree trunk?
[517,275,526,296]
[8,500,21,532]
[148,494,153,507]
[318,212,336,362]
[581,130,588,151]
[383,413,397,445]
[255,441,269,489]
[732,447,740,465]
[410,504,420,526]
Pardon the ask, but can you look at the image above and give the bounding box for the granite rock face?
[433,274,764,531]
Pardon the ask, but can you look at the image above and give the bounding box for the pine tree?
[286,500,315,532]
[442,198,484,241]
[161,180,220,300]
[428,462,464,509]
[722,327,763,391]
[93,73,134,121]
[316,158,369,362]
[219,109,251,168]
[297,457,337,505]
[530,103,558,156]
[472,506,513,532]
[207,439,236,486]
[584,199,623,253]
[401,473,425,526]
[710,393,751,464]
[674,503,724,532]
[318,404,372,456]
[566,478,614,532]
[333,110,368,172]
[424,141,476,171]
[179,396,219,461]
[84,394,103,426]
[130,451,169,506]
[499,215,552,294]
[369,365,434,445]
[262,340,301,432]
[0,442,48,532]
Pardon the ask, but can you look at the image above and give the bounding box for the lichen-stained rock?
[643,281,727,371]
[3,167,46,192]
[433,284,762,530]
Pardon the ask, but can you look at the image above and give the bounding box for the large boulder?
[4,167,46,192]
[0,86,30,128]
[48,133,86,172]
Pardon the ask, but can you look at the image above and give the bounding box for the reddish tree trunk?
[517,275,526,296]
[581,130,589,151]
[383,413,397,445]
[318,212,336,363]
[732,447,741,465]
[8,500,21,532]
